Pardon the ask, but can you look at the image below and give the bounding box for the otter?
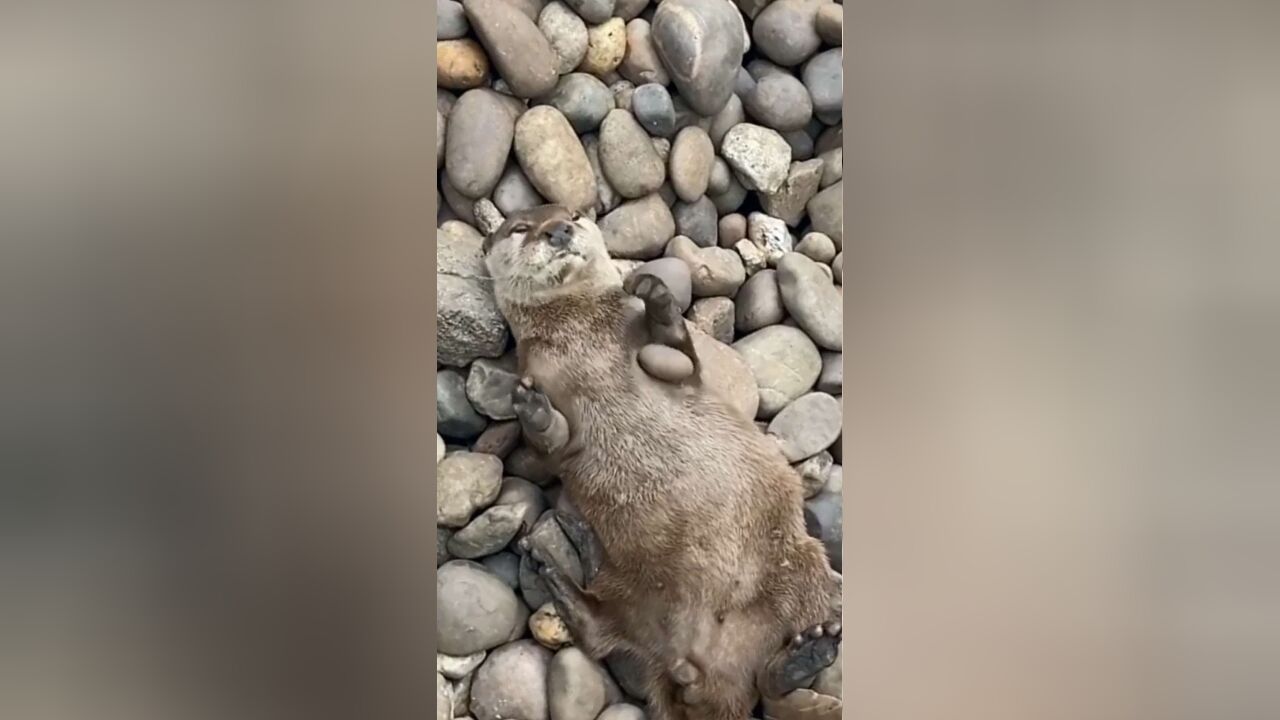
[482,204,841,720]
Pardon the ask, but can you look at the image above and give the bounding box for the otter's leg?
[757,621,842,699]
[537,563,623,659]
[624,273,700,374]
[512,380,569,455]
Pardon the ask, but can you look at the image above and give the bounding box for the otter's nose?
[546,221,574,249]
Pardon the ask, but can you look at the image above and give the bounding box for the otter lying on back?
[483,205,840,720]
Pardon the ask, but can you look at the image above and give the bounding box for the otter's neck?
[501,288,630,346]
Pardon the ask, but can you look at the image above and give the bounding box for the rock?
[709,173,747,214]
[449,504,525,558]
[610,80,635,111]
[547,648,620,720]
[614,0,650,20]
[579,18,627,77]
[722,124,792,193]
[438,88,458,117]
[481,550,522,589]
[439,0,471,39]
[667,196,714,248]
[437,561,523,655]
[599,109,665,198]
[796,450,833,498]
[438,434,447,463]
[515,106,597,213]
[815,124,841,154]
[472,420,522,458]
[470,640,553,720]
[631,83,676,138]
[494,476,548,538]
[804,48,843,123]
[619,20,669,86]
[831,251,842,284]
[761,158,824,227]
[826,462,842,494]
[504,445,559,486]
[687,297,735,344]
[747,212,794,265]
[651,0,746,116]
[582,135,622,215]
[437,451,505,527]
[493,163,546,215]
[752,0,823,67]
[735,268,785,332]
[708,157,734,196]
[734,65,757,97]
[629,257,692,313]
[816,3,842,46]
[598,706,646,720]
[638,343,694,382]
[539,2,590,74]
[524,511,585,586]
[692,327,760,419]
[438,39,491,89]
[599,194,675,259]
[446,90,517,199]
[439,650,488,680]
[806,180,842,248]
[734,238,768,276]
[784,127,815,160]
[437,673,453,720]
[733,325,821,417]
[564,0,615,24]
[796,231,837,263]
[667,235,745,297]
[768,391,842,461]
[519,551,553,608]
[530,603,573,649]
[818,147,841,187]
[744,74,814,132]
[604,651,650,701]
[667,129,714,204]
[502,0,546,23]
[542,73,614,134]
[452,673,474,717]
[438,527,453,566]
[439,257,510,365]
[473,198,506,235]
[711,214,745,250]
[508,601,532,642]
[439,369,488,438]
[818,350,842,394]
[777,252,842,350]
[441,174,479,224]
[708,93,745,148]
[804,489,842,571]
[464,0,558,98]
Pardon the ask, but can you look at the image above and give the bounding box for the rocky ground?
[436,0,843,717]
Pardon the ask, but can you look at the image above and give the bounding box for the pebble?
[804,489,842,571]
[734,65,757,98]
[530,603,573,649]
[722,123,792,193]
[439,369,488,438]
[629,256,693,312]
[816,3,843,46]
[638,344,695,382]
[438,88,458,117]
[599,109,666,198]
[619,20,670,86]
[493,163,546,215]
[818,351,842,394]
[747,211,794,264]
[470,640,553,720]
[631,83,676,137]
[752,0,823,67]
[667,235,746,297]
[437,673,452,720]
[804,48,843,124]
[437,39,491,89]
[437,451,505,527]
[610,80,635,111]
[832,251,842,284]
[605,651,650,701]
[525,511,585,585]
[452,673,474,717]
[564,0,616,24]
[473,198,505,234]
[761,158,825,226]
[717,213,747,249]
[548,648,622,720]
[672,196,719,247]
[472,420,522,458]
[708,157,734,196]
[734,238,768,276]
[744,73,814,132]
[806,179,843,247]
[614,0,649,20]
[708,93,745,147]
[438,527,453,566]
[449,503,525,558]
[446,89,517,199]
[598,705,647,720]
[494,476,548,538]
[815,124,841,154]
[783,127,815,160]
[768,391,842,461]
[735,268,785,332]
[668,127,714,202]
[481,550,522,589]
[539,2,590,74]
[733,325,821,417]
[692,328,760,419]
[515,106,598,212]
[796,450,833,498]
[795,231,837,264]
[463,0,559,98]
[441,173,479,224]
[651,137,671,163]
[818,147,842,187]
[598,193,675,258]
[579,18,627,77]
[710,173,748,214]
[777,252,842,350]
[651,0,746,116]
[826,462,843,494]
[687,297,736,344]
[439,0,470,39]
[438,270,509,365]
[543,73,615,134]
[503,0,545,23]
[439,650,488,680]
[437,560,523,655]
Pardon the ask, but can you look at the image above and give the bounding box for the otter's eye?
[511,222,531,233]
[570,211,582,221]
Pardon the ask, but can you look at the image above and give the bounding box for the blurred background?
[0,2,1277,719]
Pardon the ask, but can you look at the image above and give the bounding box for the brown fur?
[489,207,839,720]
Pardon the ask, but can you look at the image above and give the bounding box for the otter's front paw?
[512,380,553,433]
[624,273,681,329]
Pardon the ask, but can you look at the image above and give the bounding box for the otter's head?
[482,204,620,308]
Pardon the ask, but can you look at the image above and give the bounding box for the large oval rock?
[752,0,824,67]
[619,19,670,86]
[744,73,814,132]
[548,647,621,720]
[438,0,470,39]
[651,0,746,116]
[669,126,714,202]
[464,0,559,98]
[630,256,693,313]
[721,123,792,193]
[515,106,598,213]
[816,3,843,46]
[768,391,842,461]
[564,0,616,24]
[539,2,590,74]
[735,268,785,332]
[448,503,526,558]
[667,235,745,297]
[446,89,516,199]
[438,368,487,438]
[493,163,546,215]
[598,194,675,259]
[599,109,666,198]
[692,327,759,419]
[631,83,676,138]
[818,350,842,394]
[437,451,504,527]
[672,196,719,248]
[804,48,843,123]
[437,560,522,655]
[733,325,821,417]
[470,640,553,720]
[806,179,842,247]
[777,252,842,350]
[437,39,491,90]
[542,73,615,134]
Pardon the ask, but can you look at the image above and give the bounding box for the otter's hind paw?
[763,622,841,698]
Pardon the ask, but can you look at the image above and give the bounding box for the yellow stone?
[437,39,490,90]
[578,18,626,77]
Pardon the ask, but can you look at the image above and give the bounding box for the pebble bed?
[436,0,843,716]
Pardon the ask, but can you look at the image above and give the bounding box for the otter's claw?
[762,621,842,699]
